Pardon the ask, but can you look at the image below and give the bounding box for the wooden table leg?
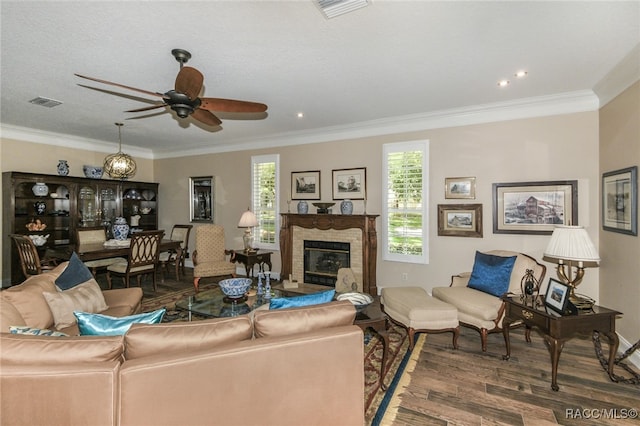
[502,316,513,360]
[603,330,620,381]
[543,334,565,391]
[378,324,390,391]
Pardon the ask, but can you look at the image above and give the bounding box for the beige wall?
[599,81,640,341]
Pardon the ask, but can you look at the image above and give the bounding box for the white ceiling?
[1,1,639,159]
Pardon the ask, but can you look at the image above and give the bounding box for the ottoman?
[381,286,459,349]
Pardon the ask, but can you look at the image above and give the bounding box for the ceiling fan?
[75,49,267,127]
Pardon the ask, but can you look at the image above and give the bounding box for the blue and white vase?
[340,199,353,215]
[112,217,130,240]
[57,160,69,176]
[297,200,309,214]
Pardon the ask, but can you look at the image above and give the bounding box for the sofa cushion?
[9,326,69,337]
[1,273,58,329]
[0,298,26,332]
[0,333,124,365]
[467,251,517,297]
[55,252,94,290]
[124,316,253,360]
[75,309,166,336]
[269,289,335,310]
[254,300,356,338]
[43,279,109,329]
[432,286,504,321]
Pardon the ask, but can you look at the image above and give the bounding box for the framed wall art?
[332,167,366,200]
[544,278,570,314]
[437,204,483,238]
[602,166,637,236]
[291,170,321,200]
[445,177,476,199]
[493,180,578,235]
[189,176,213,222]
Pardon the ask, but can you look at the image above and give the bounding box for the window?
[251,154,279,250]
[382,140,429,263]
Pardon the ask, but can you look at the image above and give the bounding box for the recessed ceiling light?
[515,70,528,78]
[497,80,510,87]
[297,112,304,118]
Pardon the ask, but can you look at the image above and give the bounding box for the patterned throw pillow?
[9,326,68,337]
[269,290,336,310]
[74,309,166,336]
[55,252,94,290]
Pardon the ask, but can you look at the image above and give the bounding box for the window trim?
[382,140,429,264]
[251,154,280,251]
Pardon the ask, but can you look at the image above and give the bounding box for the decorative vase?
[34,201,47,216]
[57,160,69,176]
[32,182,49,197]
[297,200,309,214]
[340,199,353,215]
[112,217,130,240]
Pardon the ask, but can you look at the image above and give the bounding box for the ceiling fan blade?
[191,108,222,127]
[175,66,203,100]
[200,97,268,113]
[75,73,166,99]
[125,104,167,113]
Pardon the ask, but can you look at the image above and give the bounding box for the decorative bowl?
[83,165,104,179]
[218,278,252,299]
[312,202,336,209]
[336,292,374,312]
[28,234,49,246]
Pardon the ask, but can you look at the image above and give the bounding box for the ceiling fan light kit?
[104,123,137,180]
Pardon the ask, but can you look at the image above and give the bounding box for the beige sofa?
[432,250,546,351]
[1,267,364,426]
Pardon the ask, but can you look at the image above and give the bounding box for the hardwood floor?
[388,328,639,425]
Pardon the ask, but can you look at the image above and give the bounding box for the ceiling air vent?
[29,96,62,108]
[316,0,370,19]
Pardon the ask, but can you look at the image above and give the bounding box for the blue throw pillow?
[74,309,166,336]
[55,252,94,290]
[467,251,517,297]
[269,290,336,310]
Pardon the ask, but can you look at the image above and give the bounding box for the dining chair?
[159,224,193,281]
[9,234,57,280]
[106,230,165,292]
[76,226,126,278]
[192,225,236,293]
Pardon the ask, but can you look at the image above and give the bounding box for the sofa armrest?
[450,272,471,287]
[102,287,143,314]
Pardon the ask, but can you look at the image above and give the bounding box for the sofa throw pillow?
[43,279,109,329]
[55,252,94,290]
[75,308,166,336]
[9,326,69,337]
[467,251,517,297]
[269,290,336,310]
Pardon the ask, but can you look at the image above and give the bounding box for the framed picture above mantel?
[332,167,366,200]
[291,170,321,200]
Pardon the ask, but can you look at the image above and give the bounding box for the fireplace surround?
[280,214,379,295]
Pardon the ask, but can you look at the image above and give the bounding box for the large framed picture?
[493,180,578,235]
[602,166,637,236]
[445,177,476,199]
[437,204,483,238]
[291,170,321,200]
[332,167,366,200]
[544,278,570,314]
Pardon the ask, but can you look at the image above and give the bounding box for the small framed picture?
[291,170,321,200]
[445,177,476,199]
[602,166,637,236]
[332,167,366,200]
[437,204,483,238]
[544,278,570,314]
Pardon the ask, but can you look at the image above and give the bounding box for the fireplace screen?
[304,240,350,286]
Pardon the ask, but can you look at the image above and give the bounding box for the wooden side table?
[502,295,621,391]
[355,297,390,390]
[230,250,272,278]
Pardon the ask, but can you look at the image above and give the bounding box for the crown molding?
[593,42,640,107]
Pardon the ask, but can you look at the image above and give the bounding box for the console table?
[501,296,621,391]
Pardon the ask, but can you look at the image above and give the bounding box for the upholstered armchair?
[192,225,236,292]
[432,250,546,352]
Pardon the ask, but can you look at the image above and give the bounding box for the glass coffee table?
[175,288,280,320]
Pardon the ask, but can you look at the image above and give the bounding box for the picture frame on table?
[602,166,637,236]
[544,278,570,314]
[437,204,483,238]
[493,180,578,235]
[291,170,321,200]
[332,167,366,200]
[445,177,476,199]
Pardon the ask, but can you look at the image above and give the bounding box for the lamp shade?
[544,225,600,263]
[238,210,258,228]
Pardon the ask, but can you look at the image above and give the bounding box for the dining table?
[70,239,182,262]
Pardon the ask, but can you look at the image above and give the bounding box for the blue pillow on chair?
[269,290,336,310]
[467,251,517,297]
[55,252,94,290]
[74,309,166,336]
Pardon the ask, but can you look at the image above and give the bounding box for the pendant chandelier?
[104,122,137,180]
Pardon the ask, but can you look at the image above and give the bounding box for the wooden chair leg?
[480,328,488,352]
[106,272,113,289]
[408,328,416,350]
[193,277,201,293]
[452,326,460,349]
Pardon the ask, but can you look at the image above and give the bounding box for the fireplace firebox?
[303,240,350,286]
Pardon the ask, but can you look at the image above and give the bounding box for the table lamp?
[543,225,600,309]
[238,208,258,252]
